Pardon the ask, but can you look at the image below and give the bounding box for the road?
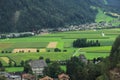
[72,48,81,56]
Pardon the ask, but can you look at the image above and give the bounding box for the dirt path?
[73,48,81,56]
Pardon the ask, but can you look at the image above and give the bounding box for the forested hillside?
[96,35,120,80]
[107,0,120,7]
[0,0,119,33]
[0,0,99,32]
[104,0,120,13]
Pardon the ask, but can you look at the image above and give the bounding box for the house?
[79,54,88,64]
[29,60,47,75]
[39,76,54,80]
[109,68,120,80]
[8,75,21,80]
[58,73,70,80]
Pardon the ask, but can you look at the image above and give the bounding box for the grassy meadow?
[95,8,120,26]
[0,28,120,72]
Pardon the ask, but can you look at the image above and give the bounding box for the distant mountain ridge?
[0,0,99,32]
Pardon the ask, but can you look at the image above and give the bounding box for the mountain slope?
[107,0,120,7]
[0,0,119,33]
[0,0,98,32]
[104,0,120,13]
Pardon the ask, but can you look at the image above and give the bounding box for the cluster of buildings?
[38,22,113,34]
[57,22,112,32]
[0,54,102,80]
[0,32,35,39]
[39,73,70,80]
[0,22,117,39]
[0,59,70,80]
[0,72,70,80]
[21,73,70,80]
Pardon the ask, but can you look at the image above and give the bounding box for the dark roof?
[22,73,35,79]
[29,60,47,68]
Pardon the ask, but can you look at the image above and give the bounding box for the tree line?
[73,38,100,48]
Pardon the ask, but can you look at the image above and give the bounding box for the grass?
[95,8,120,26]
[74,52,109,59]
[96,8,115,23]
[73,46,111,59]
[10,42,49,51]
[80,46,111,53]
[44,33,109,39]
[60,66,66,72]
[57,41,64,49]
[0,57,10,63]
[5,67,23,72]
[0,28,120,70]
[0,52,73,65]
[0,58,8,66]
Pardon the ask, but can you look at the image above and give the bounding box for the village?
[0,22,119,80]
[0,22,115,39]
[0,54,102,80]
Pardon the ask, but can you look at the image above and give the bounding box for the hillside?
[104,0,120,13]
[107,0,120,7]
[0,0,99,32]
[0,0,120,33]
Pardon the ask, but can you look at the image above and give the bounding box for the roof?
[39,76,54,80]
[58,73,70,79]
[22,73,35,79]
[29,60,47,68]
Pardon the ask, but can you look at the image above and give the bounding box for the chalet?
[8,75,21,80]
[58,73,70,80]
[29,60,47,75]
[39,76,54,80]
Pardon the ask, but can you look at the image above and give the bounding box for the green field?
[0,28,120,72]
[0,52,73,65]
[5,67,23,72]
[95,8,120,26]
[80,46,111,53]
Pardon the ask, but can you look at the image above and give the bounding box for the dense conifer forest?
[0,0,107,33]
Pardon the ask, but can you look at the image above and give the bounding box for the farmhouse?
[29,60,47,75]
[39,76,54,80]
[58,73,70,80]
